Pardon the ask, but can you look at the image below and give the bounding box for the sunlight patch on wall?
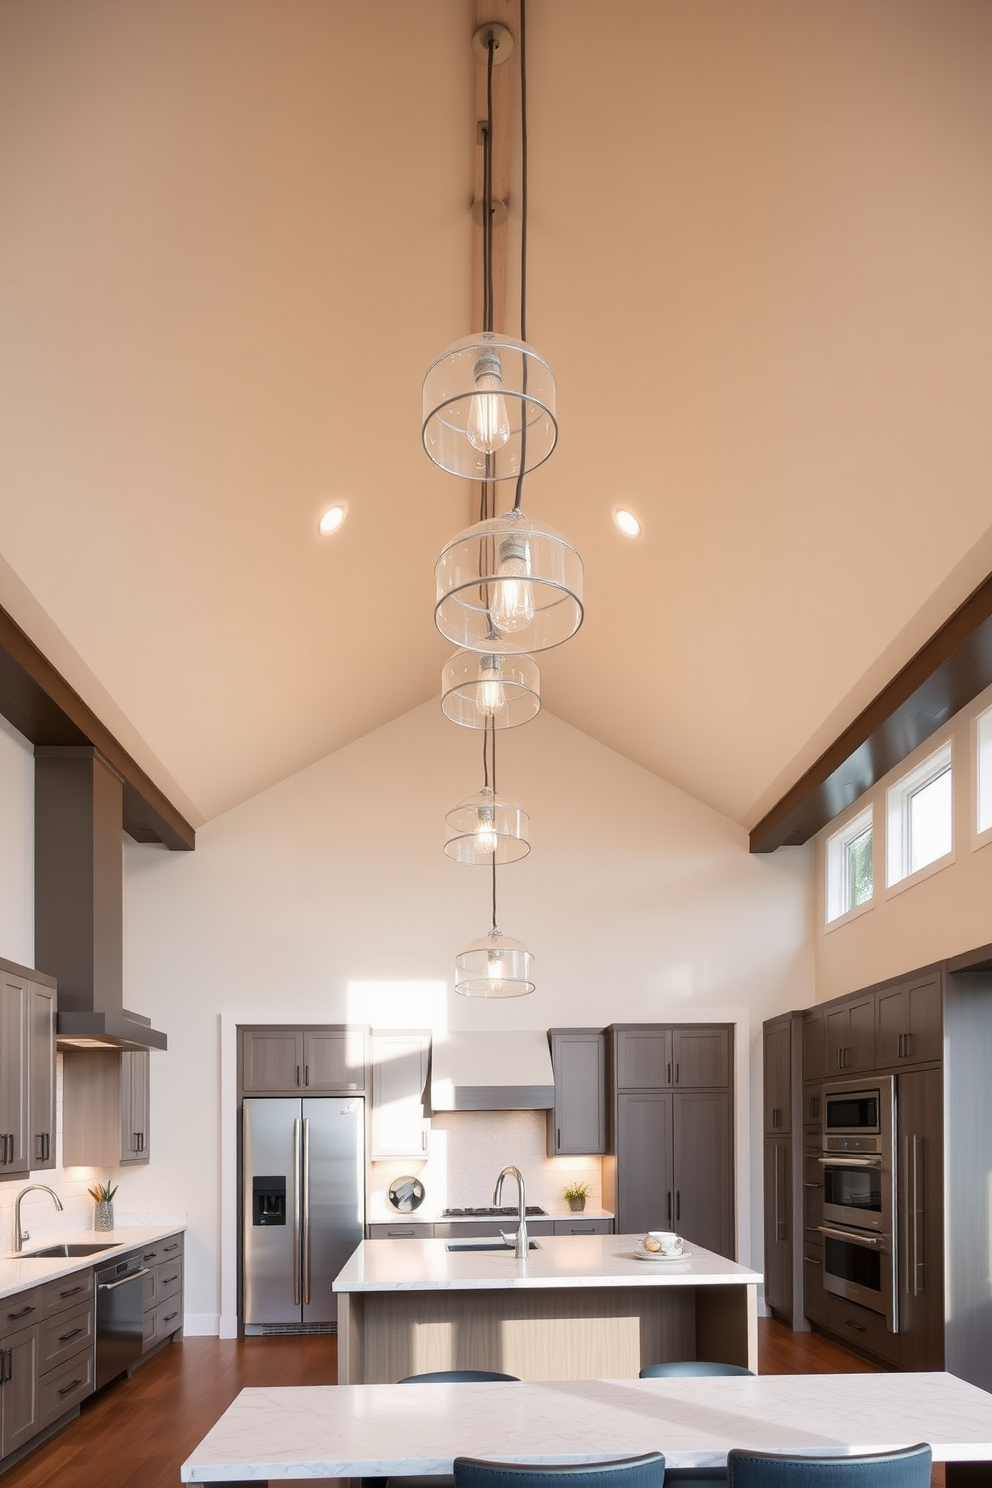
[346,981,448,1034]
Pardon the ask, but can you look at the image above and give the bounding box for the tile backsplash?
[367,1108,604,1220]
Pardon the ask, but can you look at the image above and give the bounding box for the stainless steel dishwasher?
[95,1251,149,1388]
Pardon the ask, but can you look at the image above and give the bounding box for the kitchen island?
[333,1233,760,1383]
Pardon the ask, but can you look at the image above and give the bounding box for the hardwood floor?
[0,1322,887,1488]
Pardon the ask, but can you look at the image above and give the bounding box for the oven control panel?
[825,1136,880,1152]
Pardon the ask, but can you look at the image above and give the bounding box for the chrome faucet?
[14,1184,64,1253]
[494,1165,528,1259]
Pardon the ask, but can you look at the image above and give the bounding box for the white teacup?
[647,1230,683,1255]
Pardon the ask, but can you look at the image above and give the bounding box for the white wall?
[815,682,992,998]
[0,714,33,964]
[119,700,812,1331]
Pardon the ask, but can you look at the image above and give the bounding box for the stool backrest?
[727,1444,932,1488]
[399,1370,520,1383]
[639,1362,753,1378]
[454,1453,666,1488]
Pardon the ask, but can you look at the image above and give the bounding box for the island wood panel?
[337,1283,756,1385]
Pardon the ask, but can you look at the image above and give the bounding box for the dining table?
[180,1371,992,1486]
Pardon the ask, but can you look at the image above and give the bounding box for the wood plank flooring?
[0,1321,893,1488]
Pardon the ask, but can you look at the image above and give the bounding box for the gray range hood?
[430,1032,554,1111]
[35,747,168,1051]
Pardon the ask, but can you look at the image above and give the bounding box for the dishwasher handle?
[98,1267,150,1291]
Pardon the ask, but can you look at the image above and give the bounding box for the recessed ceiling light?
[318,503,348,536]
[613,508,641,538]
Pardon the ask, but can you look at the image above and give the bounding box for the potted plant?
[89,1179,119,1232]
[563,1181,589,1213]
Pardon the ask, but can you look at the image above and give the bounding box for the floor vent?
[245,1322,337,1336]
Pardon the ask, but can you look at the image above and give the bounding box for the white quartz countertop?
[334,1233,761,1292]
[371,1208,615,1225]
[181,1372,992,1481]
[0,1224,186,1300]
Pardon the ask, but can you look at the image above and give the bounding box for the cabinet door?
[674,1090,733,1258]
[825,996,874,1074]
[0,1322,40,1457]
[763,1136,791,1316]
[897,1067,943,1370]
[615,1091,675,1233]
[763,1020,791,1134]
[549,1030,606,1155]
[802,1010,827,1082]
[0,975,29,1176]
[614,1029,672,1090]
[877,976,942,1068]
[28,983,56,1171]
[370,1031,430,1160]
[304,1029,366,1091]
[120,1049,150,1165]
[242,1031,304,1092]
[672,1026,730,1088]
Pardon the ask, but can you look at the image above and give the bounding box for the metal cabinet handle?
[7,1304,35,1321]
[296,1065,301,1087]
[58,1378,84,1397]
[163,1242,180,1253]
[1,1349,10,1383]
[162,1310,179,1324]
[667,1191,672,1224]
[58,1327,85,1344]
[59,1286,84,1299]
[817,1225,882,1249]
[162,1273,179,1286]
[676,1190,681,1222]
[305,1065,310,1087]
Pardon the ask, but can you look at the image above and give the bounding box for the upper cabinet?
[240,1026,368,1095]
[0,961,57,1181]
[612,1025,731,1091]
[875,973,943,1068]
[547,1029,606,1156]
[119,1049,150,1165]
[62,1048,151,1167]
[763,1017,793,1134]
[370,1030,430,1161]
[824,994,874,1075]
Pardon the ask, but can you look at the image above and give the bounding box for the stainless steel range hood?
[430,1032,554,1111]
[35,747,168,1051]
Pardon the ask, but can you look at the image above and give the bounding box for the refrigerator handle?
[302,1116,311,1305]
[292,1116,302,1307]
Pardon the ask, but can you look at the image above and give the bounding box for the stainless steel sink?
[445,1239,539,1252]
[20,1242,117,1258]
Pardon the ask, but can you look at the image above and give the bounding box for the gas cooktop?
[441,1206,548,1217]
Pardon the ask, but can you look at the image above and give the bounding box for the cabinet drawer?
[368,1223,434,1238]
[39,1299,94,1372]
[1,1288,40,1331]
[824,1294,898,1364]
[155,1295,183,1339]
[552,1219,613,1235]
[39,1268,94,1319]
[155,1261,183,1305]
[432,1221,554,1239]
[39,1344,93,1429]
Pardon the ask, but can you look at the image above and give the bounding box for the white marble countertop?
[371,1208,615,1225]
[0,1224,186,1300]
[181,1372,992,1481]
[334,1233,761,1292]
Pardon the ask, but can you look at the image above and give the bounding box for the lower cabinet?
[0,1315,40,1458]
[552,1218,613,1235]
[369,1219,614,1238]
[763,1136,791,1317]
[0,1269,96,1463]
[368,1223,435,1239]
[139,1234,184,1354]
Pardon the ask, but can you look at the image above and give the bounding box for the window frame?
[825,804,875,929]
[885,739,954,894]
[973,702,992,850]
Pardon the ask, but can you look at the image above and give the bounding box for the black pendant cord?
[482,716,491,791]
[483,35,496,336]
[513,0,529,513]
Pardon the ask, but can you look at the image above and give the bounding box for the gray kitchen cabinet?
[547,1028,606,1155]
[896,1067,943,1372]
[613,1091,674,1235]
[139,1233,184,1355]
[0,972,29,1178]
[370,1030,430,1160]
[552,1218,613,1235]
[761,1012,806,1329]
[368,1223,435,1239]
[432,1221,554,1239]
[824,993,874,1074]
[613,1028,672,1090]
[763,1135,790,1317]
[763,1019,792,1134]
[120,1049,150,1165]
[802,1008,828,1083]
[239,1025,368,1095]
[0,1318,40,1457]
[61,1048,149,1167]
[876,973,943,1069]
[671,1027,730,1088]
[28,983,56,1171]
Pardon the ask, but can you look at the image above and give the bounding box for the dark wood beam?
[0,604,195,851]
[750,573,992,853]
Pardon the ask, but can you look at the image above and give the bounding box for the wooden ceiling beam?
[750,572,992,853]
[0,604,195,851]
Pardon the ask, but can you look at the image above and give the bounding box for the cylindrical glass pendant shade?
[436,511,583,654]
[423,332,558,482]
[454,929,535,998]
[441,650,540,729]
[444,786,530,865]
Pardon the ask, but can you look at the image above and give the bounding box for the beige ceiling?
[1,0,990,833]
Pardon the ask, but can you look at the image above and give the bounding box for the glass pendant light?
[435,509,583,654]
[455,927,535,998]
[441,650,540,729]
[423,332,557,483]
[444,786,530,865]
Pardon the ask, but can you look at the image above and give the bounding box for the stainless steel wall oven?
[819,1075,898,1330]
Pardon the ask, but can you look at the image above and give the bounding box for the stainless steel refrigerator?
[242,1097,365,1333]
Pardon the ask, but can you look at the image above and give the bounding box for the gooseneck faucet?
[14,1184,64,1253]
[494,1165,528,1259]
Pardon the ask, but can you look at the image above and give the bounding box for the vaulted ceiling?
[1,1,990,834]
